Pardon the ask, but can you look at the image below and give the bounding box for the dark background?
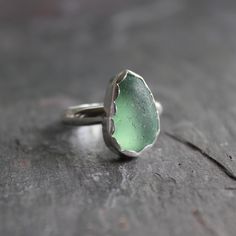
[1,0,236,235]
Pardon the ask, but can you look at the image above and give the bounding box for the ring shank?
[63,101,162,126]
[63,103,105,126]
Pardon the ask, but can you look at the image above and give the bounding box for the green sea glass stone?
[112,72,159,153]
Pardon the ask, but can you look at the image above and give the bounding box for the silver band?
[63,103,105,126]
[63,101,163,126]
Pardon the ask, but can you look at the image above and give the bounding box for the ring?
[63,70,162,157]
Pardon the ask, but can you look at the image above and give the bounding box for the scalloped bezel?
[102,69,160,157]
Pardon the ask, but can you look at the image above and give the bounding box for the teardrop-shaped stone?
[112,72,160,153]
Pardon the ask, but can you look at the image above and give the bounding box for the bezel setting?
[102,69,160,157]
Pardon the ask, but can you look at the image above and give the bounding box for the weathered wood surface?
[1,0,236,235]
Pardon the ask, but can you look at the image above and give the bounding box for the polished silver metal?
[62,69,162,157]
[63,103,105,126]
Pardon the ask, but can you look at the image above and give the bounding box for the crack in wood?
[164,132,236,181]
[224,187,236,190]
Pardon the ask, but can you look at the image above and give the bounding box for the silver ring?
[63,70,162,157]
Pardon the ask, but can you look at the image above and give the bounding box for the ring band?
[63,103,104,126]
